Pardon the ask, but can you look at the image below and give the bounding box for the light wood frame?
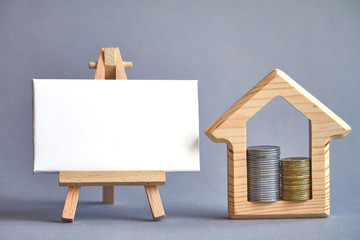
[60,48,165,222]
[205,69,351,218]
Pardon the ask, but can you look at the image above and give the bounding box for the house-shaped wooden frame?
[205,69,351,218]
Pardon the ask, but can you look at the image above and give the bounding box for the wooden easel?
[59,47,166,222]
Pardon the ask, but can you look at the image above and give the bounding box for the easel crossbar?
[59,171,166,186]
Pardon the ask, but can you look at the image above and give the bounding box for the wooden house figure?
[205,69,351,219]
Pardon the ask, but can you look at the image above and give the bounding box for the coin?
[281,157,311,201]
[247,145,281,203]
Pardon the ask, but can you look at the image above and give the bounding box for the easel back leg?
[103,186,115,204]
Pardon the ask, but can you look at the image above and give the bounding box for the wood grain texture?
[61,186,80,222]
[145,186,165,220]
[59,171,166,186]
[205,69,351,218]
[103,186,114,204]
[104,48,116,78]
[104,48,117,66]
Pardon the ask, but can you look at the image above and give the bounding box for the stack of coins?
[281,157,311,201]
[247,145,281,203]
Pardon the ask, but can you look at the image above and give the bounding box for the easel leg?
[145,185,165,220]
[61,186,81,222]
[103,186,114,204]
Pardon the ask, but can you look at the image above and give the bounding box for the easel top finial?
[88,47,133,80]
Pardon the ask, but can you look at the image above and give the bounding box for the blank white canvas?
[33,80,199,173]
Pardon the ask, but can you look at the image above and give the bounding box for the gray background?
[0,0,359,239]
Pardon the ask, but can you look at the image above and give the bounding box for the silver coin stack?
[247,145,281,203]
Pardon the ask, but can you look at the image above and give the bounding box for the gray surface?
[0,0,359,239]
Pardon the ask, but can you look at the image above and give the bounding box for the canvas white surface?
[33,80,199,173]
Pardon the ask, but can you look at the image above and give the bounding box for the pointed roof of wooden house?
[205,69,351,141]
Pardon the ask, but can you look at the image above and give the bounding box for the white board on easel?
[33,79,199,173]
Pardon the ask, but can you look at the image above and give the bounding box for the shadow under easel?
[0,198,156,223]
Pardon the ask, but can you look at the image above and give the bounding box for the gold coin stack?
[281,157,311,201]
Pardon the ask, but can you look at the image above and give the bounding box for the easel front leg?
[62,186,81,222]
[145,185,165,220]
[103,186,114,204]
